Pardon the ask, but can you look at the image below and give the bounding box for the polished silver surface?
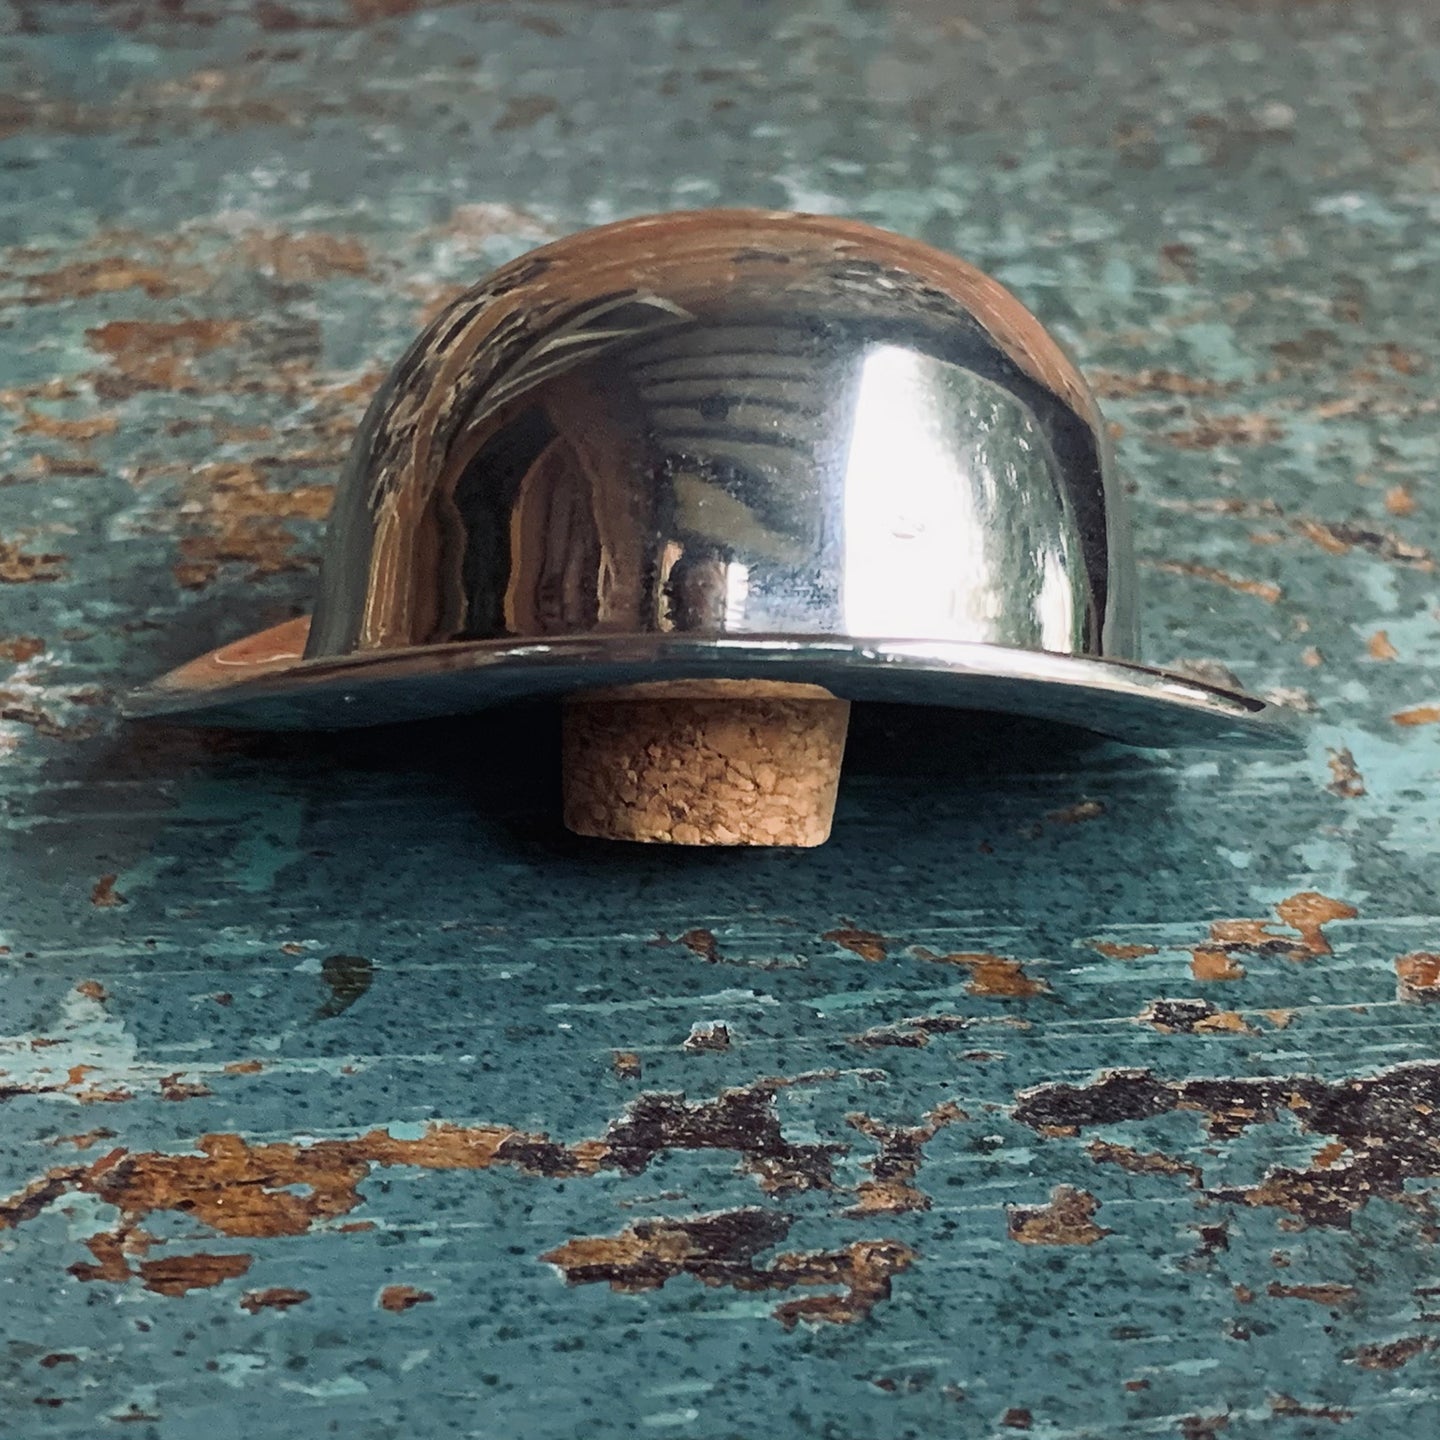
[128,209,1297,750]
[307,208,1133,663]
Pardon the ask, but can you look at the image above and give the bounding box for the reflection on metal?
[128,209,1295,750]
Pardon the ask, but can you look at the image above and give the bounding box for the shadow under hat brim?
[122,616,1303,751]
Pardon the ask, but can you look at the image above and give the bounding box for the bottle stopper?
[127,209,1298,844]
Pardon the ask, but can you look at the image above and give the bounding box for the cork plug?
[562,680,850,846]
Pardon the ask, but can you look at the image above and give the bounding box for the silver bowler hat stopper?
[128,209,1298,845]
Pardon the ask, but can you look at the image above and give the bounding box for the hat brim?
[123,616,1301,751]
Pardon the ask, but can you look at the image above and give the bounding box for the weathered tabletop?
[2,1,1439,1435]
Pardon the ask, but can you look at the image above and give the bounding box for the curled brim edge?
[122,616,1304,751]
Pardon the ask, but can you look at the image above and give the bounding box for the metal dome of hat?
[127,209,1298,844]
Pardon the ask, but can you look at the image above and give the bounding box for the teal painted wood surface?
[2,2,1439,1436]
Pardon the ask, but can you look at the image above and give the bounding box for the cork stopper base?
[562,680,850,846]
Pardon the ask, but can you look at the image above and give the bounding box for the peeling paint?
[1396,953,1440,1003]
[239,1287,310,1314]
[822,926,890,962]
[1325,749,1366,798]
[914,949,1051,998]
[0,1079,850,1285]
[1188,892,1357,980]
[1147,560,1282,604]
[849,1014,969,1049]
[845,1102,965,1215]
[378,1285,434,1312]
[1015,1060,1440,1228]
[0,539,66,584]
[1007,1186,1109,1246]
[540,1209,915,1327]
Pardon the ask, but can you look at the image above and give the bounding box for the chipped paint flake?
[378,1285,434,1312]
[822,925,890,962]
[540,1208,916,1327]
[1007,1186,1109,1245]
[1015,1060,1440,1228]
[239,1287,310,1314]
[1396,953,1440,1003]
[1148,561,1282,604]
[845,1102,966,1215]
[915,949,1051,998]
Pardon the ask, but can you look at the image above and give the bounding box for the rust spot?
[1347,1335,1437,1370]
[846,1102,966,1216]
[1007,1186,1109,1245]
[1086,940,1157,960]
[600,1082,842,1195]
[1326,748,1365,798]
[1001,1410,1033,1430]
[1180,1416,1230,1440]
[1138,998,1254,1035]
[0,539,66,584]
[1088,368,1225,398]
[1044,799,1105,825]
[158,1073,213,1102]
[1191,949,1246,982]
[1396,953,1440,1003]
[682,1022,731,1053]
[1293,518,1351,556]
[170,461,333,589]
[25,258,187,302]
[849,1014,968,1049]
[0,1077,845,1286]
[39,1354,78,1368]
[239,1286,310,1314]
[238,230,369,281]
[223,1060,264,1075]
[1189,891,1356,979]
[68,1231,132,1284]
[652,928,720,963]
[52,1129,116,1150]
[822,925,889,962]
[1384,484,1417,517]
[915,949,1051,998]
[1148,561,1281,604]
[139,1253,252,1296]
[1163,413,1284,449]
[1268,1394,1353,1423]
[1086,1139,1202,1186]
[1014,1060,1440,1228]
[316,952,372,1019]
[1394,705,1440,728]
[378,1284,434,1312]
[0,688,100,741]
[90,874,125,908]
[74,980,107,1002]
[0,636,45,664]
[85,318,244,396]
[1367,630,1399,661]
[1293,518,1431,568]
[540,1208,916,1328]
[17,409,117,442]
[612,1051,642,1081]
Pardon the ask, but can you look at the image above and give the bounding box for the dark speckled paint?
[2,1,1440,1436]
